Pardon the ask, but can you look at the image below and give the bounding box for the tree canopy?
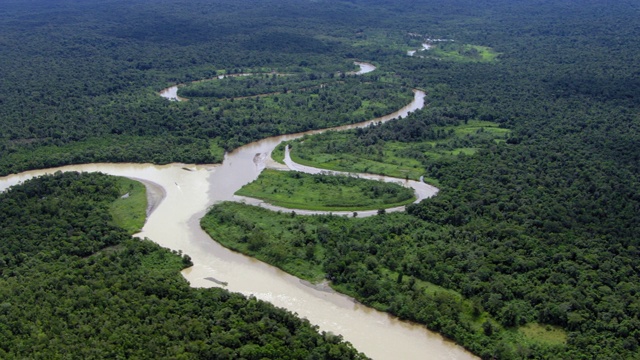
[2,0,640,358]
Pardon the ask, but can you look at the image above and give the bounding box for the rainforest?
[1,0,639,359]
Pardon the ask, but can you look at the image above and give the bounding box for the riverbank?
[132,178,166,216]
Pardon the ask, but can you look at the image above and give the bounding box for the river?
[0,65,477,360]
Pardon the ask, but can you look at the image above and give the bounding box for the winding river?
[0,64,476,360]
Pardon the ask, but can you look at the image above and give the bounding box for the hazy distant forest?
[1,0,640,359]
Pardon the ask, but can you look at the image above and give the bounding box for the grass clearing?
[236,169,415,211]
[428,43,500,62]
[450,148,478,156]
[518,323,568,346]
[271,142,288,164]
[109,177,147,234]
[290,149,432,183]
[443,121,510,137]
[209,139,226,160]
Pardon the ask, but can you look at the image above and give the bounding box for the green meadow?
[236,169,415,211]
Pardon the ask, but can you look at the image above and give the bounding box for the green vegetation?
[109,177,147,234]
[0,136,219,175]
[0,0,416,177]
[428,43,500,62]
[0,172,365,359]
[0,76,413,175]
[202,202,570,358]
[3,0,640,358]
[272,142,288,165]
[236,169,415,211]
[178,72,334,99]
[278,119,509,183]
[208,80,414,151]
[201,202,326,281]
[518,323,568,346]
[351,29,414,53]
[288,136,428,182]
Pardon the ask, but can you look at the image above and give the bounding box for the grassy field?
[517,323,568,346]
[209,139,226,160]
[428,43,500,62]
[109,177,147,234]
[236,169,415,211]
[271,142,288,165]
[273,120,509,184]
[449,120,510,136]
[289,140,432,182]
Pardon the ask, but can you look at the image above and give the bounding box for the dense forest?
[0,172,365,359]
[178,72,343,99]
[0,0,416,175]
[2,0,640,358]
